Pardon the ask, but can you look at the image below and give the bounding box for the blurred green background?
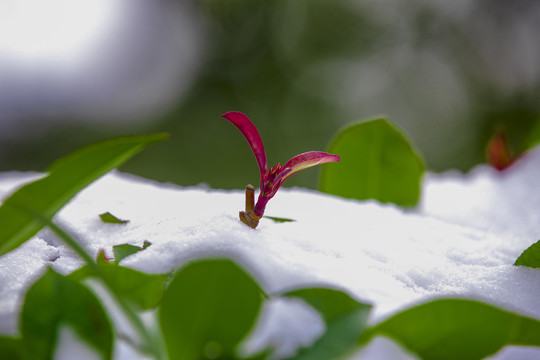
[1,0,539,190]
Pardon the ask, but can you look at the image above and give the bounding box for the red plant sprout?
[486,130,515,171]
[222,111,340,228]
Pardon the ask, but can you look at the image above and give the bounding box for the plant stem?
[239,184,261,229]
[245,184,255,212]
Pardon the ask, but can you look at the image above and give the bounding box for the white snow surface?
[2,147,540,359]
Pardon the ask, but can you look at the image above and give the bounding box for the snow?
[2,147,540,359]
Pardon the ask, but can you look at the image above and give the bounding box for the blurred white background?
[0,0,203,127]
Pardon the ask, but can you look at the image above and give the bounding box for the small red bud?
[486,131,514,171]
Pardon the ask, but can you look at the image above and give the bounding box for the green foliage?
[520,114,540,150]
[21,268,113,360]
[283,288,371,360]
[364,298,540,360]
[113,241,151,264]
[0,133,168,256]
[514,239,540,268]
[0,337,24,360]
[264,216,296,223]
[285,288,370,325]
[6,257,540,360]
[160,259,264,360]
[99,212,129,224]
[320,118,425,207]
[70,263,167,310]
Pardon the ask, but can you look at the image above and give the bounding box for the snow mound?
[1,147,540,359]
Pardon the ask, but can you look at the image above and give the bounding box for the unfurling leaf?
[222,111,339,228]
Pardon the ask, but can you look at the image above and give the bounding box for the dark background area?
[1,0,539,190]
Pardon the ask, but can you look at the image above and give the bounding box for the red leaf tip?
[222,111,268,175]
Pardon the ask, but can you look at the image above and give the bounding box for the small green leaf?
[0,133,168,256]
[320,118,424,207]
[99,212,129,224]
[70,263,167,310]
[21,268,113,360]
[284,288,371,360]
[264,216,296,223]
[515,239,540,268]
[160,259,264,360]
[113,241,152,264]
[364,298,540,360]
[0,336,24,360]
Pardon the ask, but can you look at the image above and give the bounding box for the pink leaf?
[222,111,268,176]
[275,151,340,185]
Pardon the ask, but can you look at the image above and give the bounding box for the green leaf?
[515,239,540,268]
[320,118,424,207]
[524,115,540,150]
[364,298,540,360]
[160,259,264,360]
[284,288,371,323]
[99,212,129,224]
[113,241,152,264]
[70,262,166,310]
[264,216,296,223]
[0,336,24,360]
[0,133,168,256]
[283,288,371,360]
[21,268,113,360]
